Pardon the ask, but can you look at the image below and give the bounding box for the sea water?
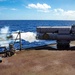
[0,20,75,52]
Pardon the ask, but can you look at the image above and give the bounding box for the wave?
[12,31,39,43]
[0,26,11,47]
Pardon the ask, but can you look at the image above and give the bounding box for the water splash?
[21,32,38,42]
[0,26,10,34]
[0,26,10,47]
[0,26,39,47]
[12,31,39,43]
[0,26,56,50]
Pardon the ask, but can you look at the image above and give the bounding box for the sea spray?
[0,26,9,40]
[0,26,10,34]
[12,31,39,43]
[11,31,40,49]
[0,26,11,47]
[12,31,56,49]
[0,26,39,47]
[0,26,56,50]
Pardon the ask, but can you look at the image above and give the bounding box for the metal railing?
[0,32,22,53]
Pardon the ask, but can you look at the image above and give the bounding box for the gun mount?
[36,25,75,49]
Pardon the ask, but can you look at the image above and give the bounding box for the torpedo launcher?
[36,25,75,49]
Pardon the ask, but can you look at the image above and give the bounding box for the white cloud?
[64,10,75,16]
[26,3,75,19]
[54,8,64,13]
[10,8,17,11]
[27,3,51,12]
[54,8,75,20]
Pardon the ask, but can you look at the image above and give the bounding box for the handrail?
[0,31,22,51]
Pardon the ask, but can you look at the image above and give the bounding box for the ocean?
[0,20,75,52]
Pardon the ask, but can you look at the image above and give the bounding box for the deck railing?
[0,32,22,54]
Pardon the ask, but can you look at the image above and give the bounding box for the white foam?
[0,26,39,47]
[12,31,39,43]
[0,26,10,47]
[0,26,10,34]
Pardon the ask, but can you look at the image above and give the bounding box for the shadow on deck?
[25,43,75,51]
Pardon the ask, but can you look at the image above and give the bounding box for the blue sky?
[0,0,75,20]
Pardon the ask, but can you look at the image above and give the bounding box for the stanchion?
[18,32,22,51]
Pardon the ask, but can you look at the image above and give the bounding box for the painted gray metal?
[37,26,71,33]
[36,25,75,41]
